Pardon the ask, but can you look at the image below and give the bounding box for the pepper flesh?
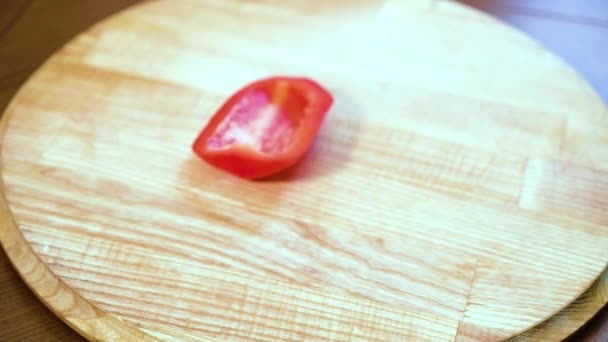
[192,77,334,179]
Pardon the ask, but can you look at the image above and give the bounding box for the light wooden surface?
[0,1,141,341]
[1,0,608,341]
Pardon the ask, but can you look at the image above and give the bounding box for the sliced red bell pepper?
[192,76,334,179]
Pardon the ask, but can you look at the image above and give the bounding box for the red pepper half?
[192,76,334,179]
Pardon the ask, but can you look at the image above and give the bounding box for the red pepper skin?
[192,77,334,179]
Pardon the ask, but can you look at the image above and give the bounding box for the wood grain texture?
[1,0,608,341]
[459,0,608,103]
[0,0,143,122]
[0,1,144,341]
[0,248,85,341]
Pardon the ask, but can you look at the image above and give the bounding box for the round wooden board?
[1,0,608,341]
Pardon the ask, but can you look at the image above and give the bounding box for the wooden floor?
[0,1,606,341]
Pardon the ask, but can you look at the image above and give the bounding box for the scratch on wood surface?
[519,158,608,226]
[454,259,480,342]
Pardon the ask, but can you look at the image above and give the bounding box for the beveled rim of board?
[0,1,606,341]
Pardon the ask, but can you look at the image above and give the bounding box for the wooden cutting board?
[1,0,607,341]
